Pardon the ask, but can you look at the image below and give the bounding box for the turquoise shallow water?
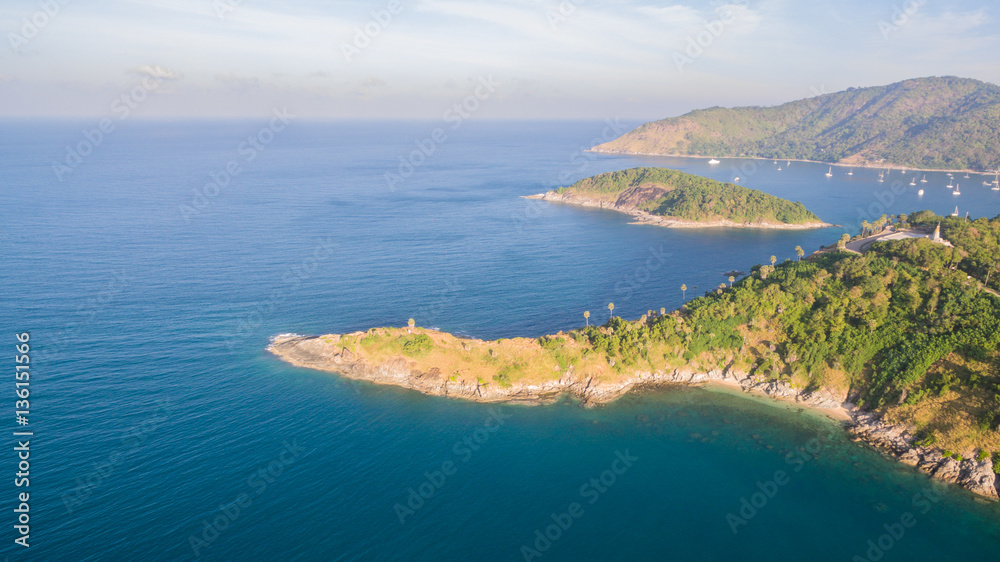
[1,120,999,560]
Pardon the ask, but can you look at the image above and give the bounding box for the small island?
[526,167,831,229]
[271,211,1000,499]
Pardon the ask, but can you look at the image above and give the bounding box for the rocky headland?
[268,332,998,500]
[525,190,833,230]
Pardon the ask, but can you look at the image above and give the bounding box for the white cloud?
[134,65,181,80]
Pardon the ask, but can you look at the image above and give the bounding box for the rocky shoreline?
[586,148,997,176]
[269,333,998,500]
[524,192,833,230]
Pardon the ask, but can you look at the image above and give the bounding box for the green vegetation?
[321,211,1000,457]
[907,210,1000,292]
[560,167,822,225]
[401,334,434,356]
[594,77,1000,171]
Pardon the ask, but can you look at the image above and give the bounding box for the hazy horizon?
[2,0,999,121]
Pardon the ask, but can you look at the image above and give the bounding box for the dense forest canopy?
[578,210,1000,458]
[560,167,822,224]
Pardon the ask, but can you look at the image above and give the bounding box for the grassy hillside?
[557,167,822,224]
[344,212,1000,460]
[594,77,1000,172]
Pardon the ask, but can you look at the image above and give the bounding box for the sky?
[1,0,998,120]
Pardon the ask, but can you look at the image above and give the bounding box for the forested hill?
[556,167,822,225]
[674,210,1000,456]
[593,77,1000,172]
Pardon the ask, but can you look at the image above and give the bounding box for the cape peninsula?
[592,77,1000,173]
[526,167,831,229]
[270,211,1000,499]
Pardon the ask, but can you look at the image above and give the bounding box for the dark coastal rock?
[956,459,998,498]
[268,334,1000,500]
[848,412,999,500]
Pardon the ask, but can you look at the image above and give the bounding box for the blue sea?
[2,119,999,561]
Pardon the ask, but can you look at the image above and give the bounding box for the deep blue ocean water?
[2,119,1000,561]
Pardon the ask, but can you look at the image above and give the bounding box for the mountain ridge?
[593,77,1000,172]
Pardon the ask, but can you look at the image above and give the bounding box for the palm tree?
[583,310,590,327]
[660,307,666,315]
[680,284,687,300]
[760,265,773,280]
[770,255,777,267]
[407,318,415,333]
[795,245,804,261]
[728,275,735,287]
[861,220,869,237]
[607,302,615,319]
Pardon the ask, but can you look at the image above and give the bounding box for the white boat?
[734,176,740,182]
[847,169,853,176]
[953,184,961,195]
[777,166,782,171]
[878,171,885,183]
[909,177,916,186]
[947,180,954,188]
[708,159,720,164]
[964,173,970,178]
[920,175,927,183]
[993,185,999,192]
[901,169,907,174]
[825,167,833,177]
[917,189,924,196]
[951,206,959,217]
[786,161,790,166]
